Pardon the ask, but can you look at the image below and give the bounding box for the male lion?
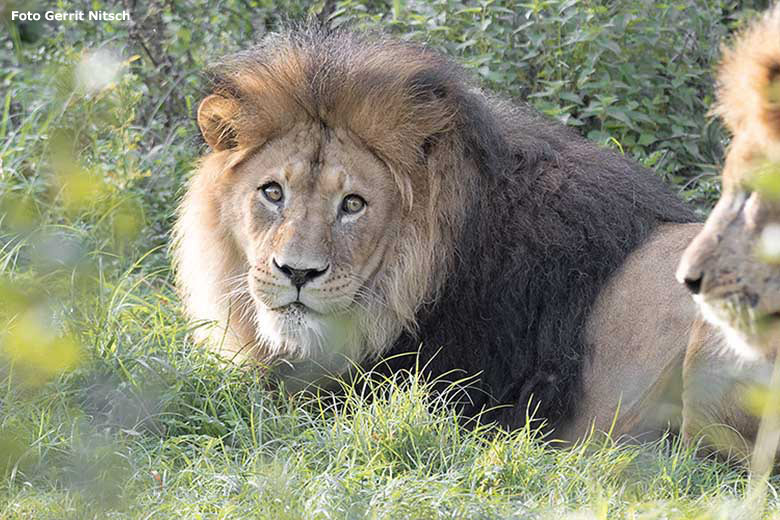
[675,6,780,461]
[173,25,754,447]
[678,6,780,358]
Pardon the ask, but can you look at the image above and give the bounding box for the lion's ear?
[405,70,454,159]
[197,94,240,150]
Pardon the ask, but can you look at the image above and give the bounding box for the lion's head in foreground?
[174,28,470,384]
[677,7,780,357]
[174,25,693,426]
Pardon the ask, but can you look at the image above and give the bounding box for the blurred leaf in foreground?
[0,282,82,387]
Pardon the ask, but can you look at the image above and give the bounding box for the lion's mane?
[175,25,695,429]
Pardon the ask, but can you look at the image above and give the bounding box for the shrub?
[326,0,771,209]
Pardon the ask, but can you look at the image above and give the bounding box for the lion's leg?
[681,320,775,462]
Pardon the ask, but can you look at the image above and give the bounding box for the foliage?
[1,0,779,517]
[329,0,769,210]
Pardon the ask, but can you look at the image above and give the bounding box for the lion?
[675,6,780,460]
[173,24,762,450]
[677,6,780,358]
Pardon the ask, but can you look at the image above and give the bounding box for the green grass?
[2,0,780,518]
[0,321,766,519]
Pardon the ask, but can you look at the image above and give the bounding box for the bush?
[326,0,770,210]
[4,0,772,212]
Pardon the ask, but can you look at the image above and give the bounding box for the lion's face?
[677,6,780,357]
[174,32,466,381]
[221,122,402,360]
[677,151,780,356]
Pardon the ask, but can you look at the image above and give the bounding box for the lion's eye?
[260,182,284,204]
[342,194,366,215]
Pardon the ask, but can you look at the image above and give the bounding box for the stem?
[746,352,780,517]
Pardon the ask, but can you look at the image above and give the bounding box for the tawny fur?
[176,25,701,430]
[715,4,780,170]
[678,5,780,357]
[173,30,472,366]
[175,19,780,460]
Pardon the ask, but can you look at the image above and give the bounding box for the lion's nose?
[272,258,328,289]
[676,259,704,295]
[682,274,703,295]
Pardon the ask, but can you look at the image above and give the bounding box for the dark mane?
[385,91,696,428]
[207,24,697,430]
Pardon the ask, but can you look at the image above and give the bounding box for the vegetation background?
[0,0,777,517]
